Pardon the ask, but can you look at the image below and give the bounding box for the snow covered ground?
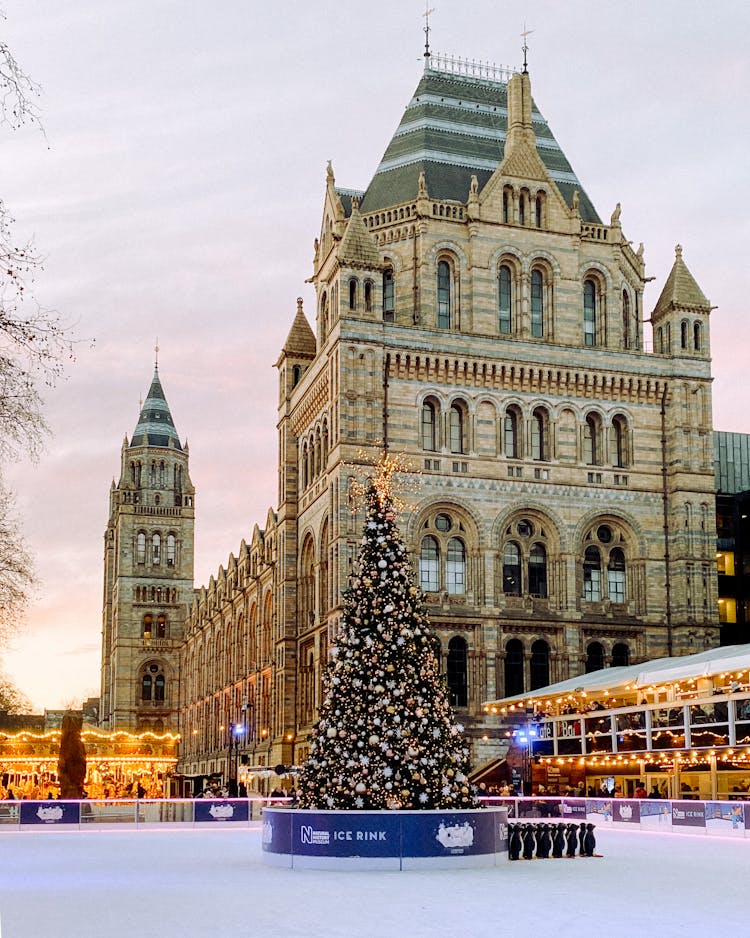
[1,825,748,937]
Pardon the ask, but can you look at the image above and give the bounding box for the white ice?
[1,826,748,937]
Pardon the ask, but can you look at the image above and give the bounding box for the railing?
[0,797,290,830]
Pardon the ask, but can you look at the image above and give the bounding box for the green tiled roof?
[130,368,182,451]
[359,67,600,223]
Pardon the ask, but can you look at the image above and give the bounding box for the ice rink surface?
[1,826,748,937]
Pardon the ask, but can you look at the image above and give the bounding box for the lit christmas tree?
[297,459,476,810]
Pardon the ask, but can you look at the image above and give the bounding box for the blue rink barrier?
[483,796,750,838]
[262,806,509,870]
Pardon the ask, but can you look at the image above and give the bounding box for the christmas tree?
[297,462,476,810]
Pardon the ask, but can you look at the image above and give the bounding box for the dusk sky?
[2,1,749,711]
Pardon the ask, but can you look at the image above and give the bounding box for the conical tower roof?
[337,196,381,269]
[358,63,600,222]
[652,244,711,317]
[130,366,183,450]
[281,298,316,359]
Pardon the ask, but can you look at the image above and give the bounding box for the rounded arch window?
[503,542,521,596]
[530,268,544,338]
[437,259,453,329]
[419,536,440,592]
[421,399,437,452]
[531,407,549,461]
[446,538,466,595]
[530,639,550,690]
[586,641,605,673]
[504,638,524,697]
[528,543,547,598]
[382,267,394,321]
[607,547,626,603]
[611,642,630,667]
[447,636,468,706]
[449,400,467,455]
[583,546,602,601]
[498,263,513,334]
[503,406,521,459]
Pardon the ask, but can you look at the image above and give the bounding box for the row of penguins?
[507,822,599,860]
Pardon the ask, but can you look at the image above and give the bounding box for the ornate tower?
[100,365,195,732]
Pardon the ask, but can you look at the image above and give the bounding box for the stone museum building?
[99,54,723,778]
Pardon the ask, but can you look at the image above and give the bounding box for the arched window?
[301,443,309,489]
[583,278,597,346]
[530,269,544,338]
[166,534,176,566]
[382,268,394,321]
[530,640,550,690]
[300,537,316,627]
[657,326,664,354]
[607,547,626,603]
[535,194,544,228]
[154,674,166,702]
[504,638,524,696]
[420,536,440,592]
[610,415,629,468]
[141,674,153,701]
[583,546,602,601]
[680,319,688,349]
[447,636,468,707]
[446,538,466,595]
[498,264,512,334]
[503,408,520,459]
[531,407,549,461]
[622,290,631,348]
[584,413,603,465]
[136,532,146,564]
[611,642,630,667]
[693,321,702,351]
[320,290,329,337]
[518,190,527,226]
[142,614,153,638]
[449,403,466,454]
[586,641,605,673]
[152,533,161,565]
[421,401,437,451]
[665,322,671,354]
[349,279,357,310]
[503,542,522,596]
[364,280,373,312]
[528,543,547,597]
[502,187,511,225]
[320,520,330,615]
[156,614,167,638]
[437,260,452,328]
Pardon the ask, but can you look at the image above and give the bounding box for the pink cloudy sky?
[2,1,750,711]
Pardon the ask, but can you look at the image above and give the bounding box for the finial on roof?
[351,193,360,211]
[326,160,334,184]
[521,23,534,74]
[423,2,435,64]
[418,170,428,198]
[297,296,304,313]
[675,243,683,258]
[154,337,159,370]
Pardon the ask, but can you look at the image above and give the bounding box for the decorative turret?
[130,366,183,451]
[651,245,713,359]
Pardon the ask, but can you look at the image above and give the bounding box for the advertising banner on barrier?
[638,800,672,829]
[745,804,750,831]
[20,801,81,825]
[586,799,613,822]
[263,809,292,854]
[671,801,706,829]
[292,811,402,858]
[194,799,249,823]
[560,798,587,819]
[613,800,640,824]
[706,801,745,836]
[402,811,496,858]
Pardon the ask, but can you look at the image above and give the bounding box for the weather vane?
[154,337,160,369]
[423,2,435,61]
[521,23,534,73]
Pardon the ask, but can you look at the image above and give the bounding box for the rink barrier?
[262,806,509,870]
[1,796,748,838]
[481,796,750,838]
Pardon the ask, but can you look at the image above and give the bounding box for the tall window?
[142,614,153,638]
[583,546,602,601]
[141,675,152,701]
[437,260,452,328]
[610,415,628,468]
[154,674,166,702]
[531,408,548,461]
[447,636,468,706]
[137,532,146,564]
[623,290,631,348]
[152,533,161,565]
[505,639,524,696]
[530,269,544,337]
[421,401,437,451]
[535,195,543,228]
[449,404,465,454]
[693,321,702,351]
[607,548,626,602]
[502,188,511,224]
[584,413,602,465]
[349,278,357,310]
[166,534,176,566]
[382,268,394,321]
[498,265,512,334]
[518,191,526,226]
[680,319,688,349]
[364,280,373,312]
[503,542,522,595]
[504,408,519,458]
[586,641,605,673]
[420,537,440,592]
[583,278,597,346]
[528,543,547,597]
[530,640,550,690]
[446,538,466,595]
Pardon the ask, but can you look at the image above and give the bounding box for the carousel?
[0,725,179,799]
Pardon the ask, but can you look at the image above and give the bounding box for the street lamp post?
[513,725,538,796]
[227,721,245,796]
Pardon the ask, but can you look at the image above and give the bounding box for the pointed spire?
[653,244,711,317]
[338,198,381,269]
[280,297,316,360]
[130,366,183,451]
